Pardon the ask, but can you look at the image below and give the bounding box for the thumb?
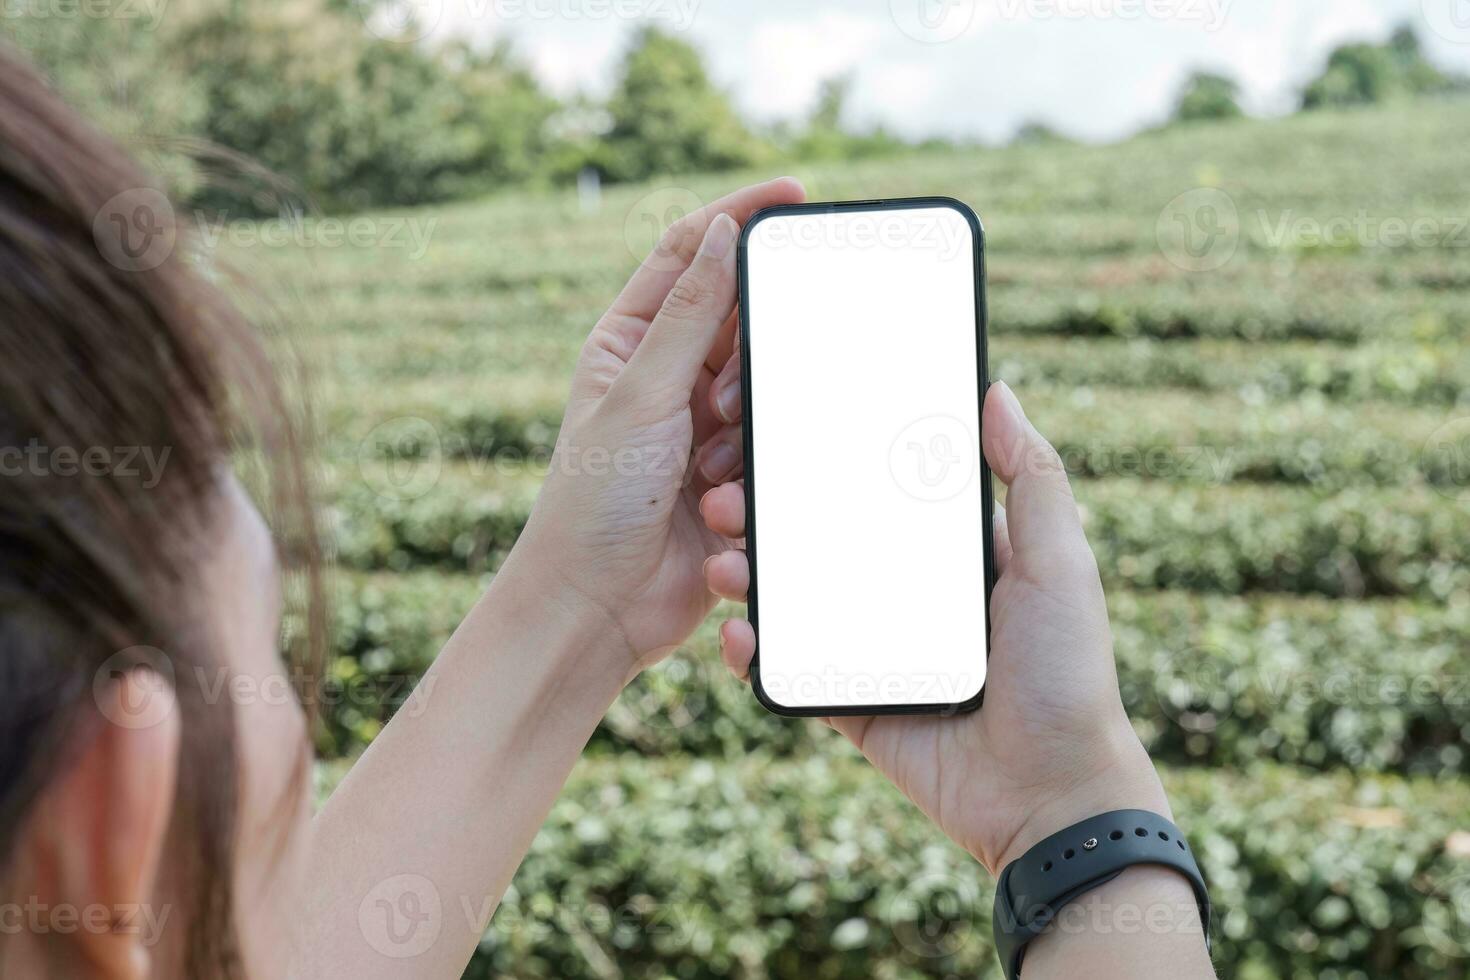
[982,381,1090,569]
[614,212,739,411]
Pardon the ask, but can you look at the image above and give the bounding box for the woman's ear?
[26,667,180,980]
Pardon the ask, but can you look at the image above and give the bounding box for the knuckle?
[664,272,715,317]
[658,213,703,260]
[1028,439,1068,478]
[1018,438,1074,490]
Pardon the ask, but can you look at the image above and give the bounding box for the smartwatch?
[992,809,1210,978]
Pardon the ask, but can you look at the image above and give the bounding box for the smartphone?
[737,197,994,717]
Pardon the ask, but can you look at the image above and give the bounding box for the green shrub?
[315,754,1470,979]
[332,382,1467,491]
[326,574,1470,777]
[325,468,1470,603]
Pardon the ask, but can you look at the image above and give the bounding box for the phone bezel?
[737,196,996,717]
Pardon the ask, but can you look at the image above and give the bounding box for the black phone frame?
[737,196,996,718]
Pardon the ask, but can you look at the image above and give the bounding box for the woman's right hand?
[699,379,1172,877]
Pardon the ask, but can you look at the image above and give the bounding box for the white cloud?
[524,34,625,97]
[424,0,1470,143]
[741,12,886,120]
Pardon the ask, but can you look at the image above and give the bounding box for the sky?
[385,0,1470,143]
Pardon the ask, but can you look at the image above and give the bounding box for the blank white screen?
[745,204,988,711]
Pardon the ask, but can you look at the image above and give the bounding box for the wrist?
[1021,865,1213,977]
[992,719,1170,875]
[485,546,640,692]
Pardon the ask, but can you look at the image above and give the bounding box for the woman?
[0,46,1213,979]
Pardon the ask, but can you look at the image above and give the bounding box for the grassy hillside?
[257,99,1470,978]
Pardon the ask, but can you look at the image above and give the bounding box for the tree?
[1012,120,1068,145]
[1302,24,1459,110]
[600,27,766,182]
[786,74,903,162]
[1172,71,1243,123]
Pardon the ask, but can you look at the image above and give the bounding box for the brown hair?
[0,42,324,978]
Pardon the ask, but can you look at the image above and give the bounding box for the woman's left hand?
[514,177,805,672]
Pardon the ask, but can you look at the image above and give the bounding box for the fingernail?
[715,376,741,423]
[698,212,737,260]
[993,380,1026,425]
[699,440,739,482]
[703,554,716,576]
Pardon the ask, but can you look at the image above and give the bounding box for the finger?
[708,347,741,425]
[703,550,749,602]
[993,501,1014,576]
[692,316,742,445]
[717,618,756,681]
[705,308,739,376]
[612,178,805,321]
[982,381,1089,571]
[690,356,721,441]
[699,481,745,539]
[694,423,743,486]
[615,213,738,410]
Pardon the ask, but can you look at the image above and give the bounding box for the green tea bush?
[273,99,1470,980]
[336,384,1468,491]
[327,470,1469,603]
[328,574,1470,777]
[311,755,1470,979]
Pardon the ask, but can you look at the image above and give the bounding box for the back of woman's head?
[0,42,321,979]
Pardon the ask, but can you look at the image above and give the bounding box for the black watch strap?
[992,809,1210,978]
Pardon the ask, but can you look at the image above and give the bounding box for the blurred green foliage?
[11,4,1463,219]
[596,27,768,181]
[3,0,563,212]
[314,754,1470,979]
[1302,26,1466,110]
[257,96,1470,976]
[0,4,918,212]
[1173,71,1244,123]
